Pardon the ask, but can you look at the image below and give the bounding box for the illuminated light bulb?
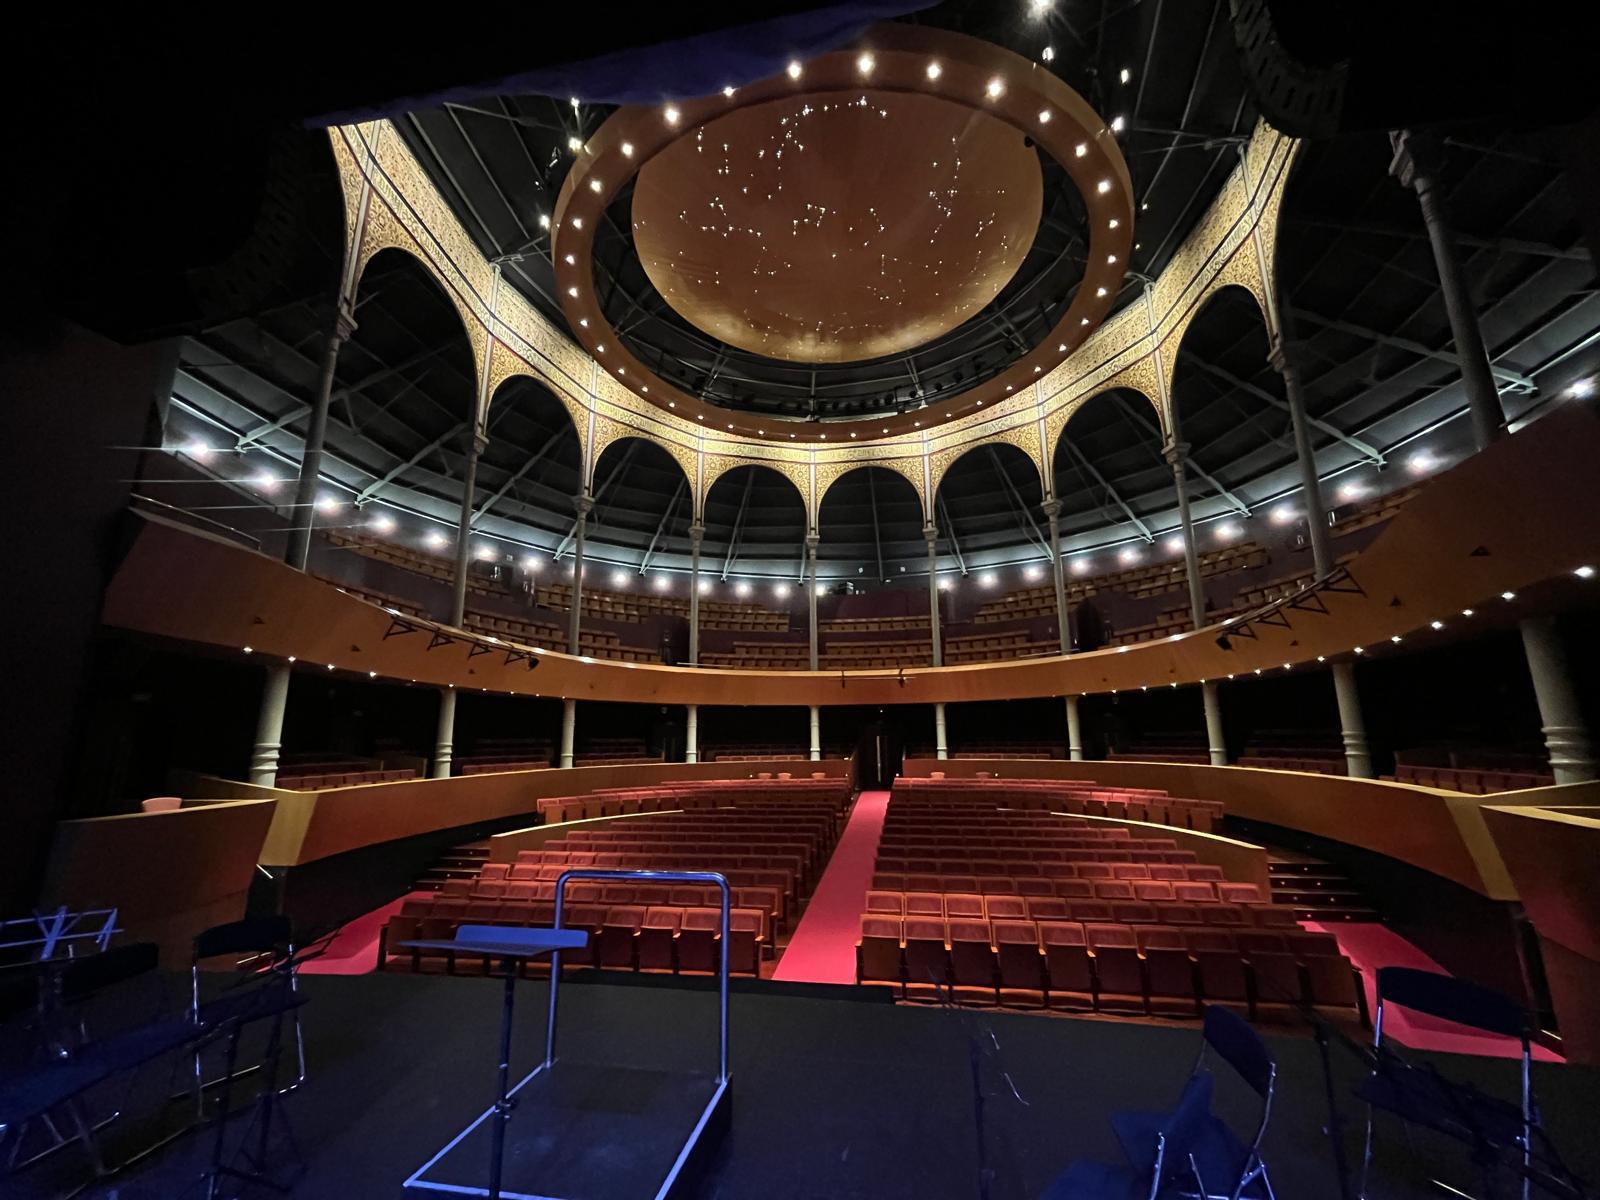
[1107,254,1117,264]
[1038,109,1052,124]
[1577,565,1596,579]
[538,213,550,229]
[596,344,604,353]
[1081,317,1090,325]
[663,104,680,125]
[617,367,625,375]
[254,472,278,491]
[564,253,575,265]
[641,386,648,393]
[567,286,579,298]
[722,85,736,98]
[578,318,588,327]
[1568,378,1595,398]
[1461,608,1473,617]
[567,136,582,153]
[653,575,669,591]
[735,582,752,598]
[287,656,296,663]
[1270,505,1297,525]
[979,572,997,588]
[926,60,942,80]
[1407,450,1437,474]
[425,530,448,549]
[1354,646,1365,655]
[985,76,1005,99]
[185,438,213,460]
[611,569,628,587]
[856,52,875,76]
[243,645,253,654]
[620,141,634,157]
[522,555,539,570]
[1041,45,1055,62]
[786,60,803,80]
[774,582,791,598]
[1096,178,1111,193]
[1075,142,1088,157]
[1430,620,1445,630]
[1316,656,1325,663]
[370,514,396,534]
[315,495,339,514]
[1390,635,1402,644]
[588,178,603,193]
[571,216,583,229]
[1095,287,1107,297]
[1501,591,1516,601]
[1110,115,1125,133]
[1108,218,1119,229]
[1120,67,1131,84]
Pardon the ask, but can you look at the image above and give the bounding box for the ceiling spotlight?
[578,318,588,327]
[1501,591,1516,601]
[596,344,604,353]
[611,569,628,587]
[1568,378,1595,399]
[564,253,575,265]
[1430,620,1445,630]
[1110,115,1125,133]
[1095,287,1107,298]
[315,495,339,514]
[253,472,278,491]
[1270,505,1298,525]
[698,579,713,594]
[1070,558,1091,575]
[184,438,213,460]
[1337,482,1367,502]
[1075,143,1088,158]
[538,213,550,229]
[1391,635,1402,644]
[567,136,582,153]
[926,60,942,80]
[1024,564,1043,581]
[1038,108,1052,124]
[652,574,670,591]
[1119,67,1132,84]
[786,60,803,80]
[1461,607,1473,617]
[735,582,752,598]
[425,530,448,549]
[1058,342,1067,352]
[1108,218,1119,229]
[571,216,583,229]
[475,544,496,561]
[985,76,1005,99]
[663,105,681,125]
[856,52,875,76]
[1029,0,1052,17]
[522,555,540,570]
[243,645,253,654]
[588,178,603,193]
[1041,45,1055,62]
[1118,548,1139,565]
[567,286,579,298]
[979,572,998,588]
[620,141,634,157]
[1096,178,1111,194]
[370,514,396,534]
[1575,565,1595,579]
[1316,655,1325,663]
[1407,450,1437,474]
[722,85,736,98]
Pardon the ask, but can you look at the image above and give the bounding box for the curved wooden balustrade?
[101,406,1600,708]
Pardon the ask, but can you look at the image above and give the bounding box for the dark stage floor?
[26,972,1600,1200]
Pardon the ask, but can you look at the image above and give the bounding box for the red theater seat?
[948,920,999,1004]
[637,907,681,972]
[1139,927,1199,1017]
[1086,924,1143,1013]
[1039,922,1092,1011]
[993,922,1046,1007]
[857,915,904,990]
[903,918,952,999]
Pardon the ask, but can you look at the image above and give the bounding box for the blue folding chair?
[1109,1007,1278,1200]
[1042,1070,1215,1200]
[1358,967,1577,1200]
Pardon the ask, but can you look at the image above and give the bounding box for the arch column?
[1520,616,1597,784]
[1065,695,1085,762]
[567,491,593,655]
[1390,130,1506,451]
[1331,660,1373,779]
[1040,498,1070,652]
[248,660,292,786]
[687,522,705,665]
[924,523,943,666]
[285,301,356,571]
[809,705,821,762]
[1268,334,1334,579]
[1164,440,1207,630]
[685,703,699,764]
[805,533,820,671]
[450,431,489,626]
[1202,680,1227,766]
[560,698,577,769]
[432,687,457,779]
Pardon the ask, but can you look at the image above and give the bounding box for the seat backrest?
[1038,921,1086,948]
[1376,966,1525,1038]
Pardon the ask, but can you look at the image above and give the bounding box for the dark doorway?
[854,709,905,790]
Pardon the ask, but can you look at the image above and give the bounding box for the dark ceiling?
[166,1,1600,586]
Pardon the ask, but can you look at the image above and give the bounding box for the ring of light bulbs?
[552,24,1135,445]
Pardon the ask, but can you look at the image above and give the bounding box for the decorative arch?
[702,464,809,580]
[815,455,926,525]
[1163,282,1277,444]
[1048,379,1163,472]
[702,456,808,521]
[927,420,1047,502]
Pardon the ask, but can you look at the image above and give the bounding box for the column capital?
[922,523,938,544]
[688,522,705,545]
[1387,128,1440,192]
[1162,440,1189,467]
[574,491,594,517]
[805,533,820,553]
[1039,497,1062,519]
[332,299,359,344]
[469,430,490,456]
[1266,334,1298,376]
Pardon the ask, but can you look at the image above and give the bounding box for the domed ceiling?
[632,90,1043,364]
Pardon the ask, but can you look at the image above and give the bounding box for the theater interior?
[4,3,1600,1197]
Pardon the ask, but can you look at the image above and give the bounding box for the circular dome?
[631,89,1043,364]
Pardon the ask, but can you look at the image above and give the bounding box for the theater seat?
[993,922,1046,1007]
[1040,922,1092,1011]
[637,907,681,973]
[948,920,999,1005]
[1187,930,1248,1013]
[1217,883,1265,905]
[678,908,722,974]
[597,906,645,970]
[1086,924,1143,1014]
[1237,931,1300,1019]
[1138,927,1199,1018]
[858,916,904,991]
[1289,932,1362,1016]
[903,918,951,1000]
[728,909,765,975]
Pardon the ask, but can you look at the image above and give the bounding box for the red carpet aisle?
[1304,921,1563,1062]
[772,790,891,984]
[301,892,426,975]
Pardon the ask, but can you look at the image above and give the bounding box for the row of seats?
[532,777,847,824]
[275,767,416,790]
[857,916,1360,1020]
[892,778,1222,832]
[1394,764,1553,793]
[536,581,791,632]
[1237,754,1345,774]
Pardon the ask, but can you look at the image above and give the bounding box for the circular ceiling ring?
[553,23,1135,446]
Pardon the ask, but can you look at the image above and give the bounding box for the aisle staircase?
[1268,852,1378,922]
[415,841,489,893]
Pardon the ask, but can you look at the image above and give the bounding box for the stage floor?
[60,972,1600,1200]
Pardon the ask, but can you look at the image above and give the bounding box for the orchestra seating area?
[380,778,850,976]
[856,780,1359,1022]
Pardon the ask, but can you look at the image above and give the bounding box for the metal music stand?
[403,868,734,1200]
[400,925,589,1200]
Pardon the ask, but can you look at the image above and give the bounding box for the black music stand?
[401,925,589,1200]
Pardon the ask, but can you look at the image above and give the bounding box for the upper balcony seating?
[943,630,1058,664]
[274,754,418,790]
[820,615,930,634]
[858,782,1360,1022]
[1236,731,1346,774]
[1390,745,1554,793]
[1108,733,1210,766]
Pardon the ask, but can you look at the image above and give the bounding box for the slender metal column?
[1520,617,1597,784]
[1165,441,1207,629]
[685,704,698,765]
[432,687,457,779]
[567,492,593,655]
[248,661,292,786]
[1390,130,1506,451]
[805,533,820,671]
[809,705,821,762]
[1331,661,1373,779]
[687,523,704,665]
[1040,498,1071,653]
[934,702,949,761]
[286,302,356,570]
[1268,333,1335,579]
[1202,680,1227,766]
[1065,695,1084,762]
[924,524,943,667]
[450,432,488,627]
[559,698,577,769]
